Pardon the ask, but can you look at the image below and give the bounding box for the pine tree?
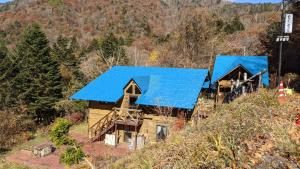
[52,35,78,68]
[13,24,62,123]
[51,35,87,118]
[98,32,128,64]
[0,40,20,108]
[51,35,84,97]
[231,16,245,32]
[0,40,11,107]
[223,16,245,34]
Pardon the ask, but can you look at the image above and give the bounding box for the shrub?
[173,118,186,131]
[49,118,73,146]
[65,112,84,124]
[0,110,35,149]
[48,0,63,6]
[60,146,85,166]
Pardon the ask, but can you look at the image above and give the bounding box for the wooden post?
[215,83,220,108]
[243,72,247,82]
[88,113,90,138]
[242,73,247,95]
[115,124,118,148]
[134,125,137,150]
[88,102,90,138]
[230,78,234,92]
[258,74,262,91]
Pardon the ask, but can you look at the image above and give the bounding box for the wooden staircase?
[89,108,144,142]
[89,109,118,142]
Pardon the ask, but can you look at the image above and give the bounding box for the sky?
[0,0,282,3]
[234,0,281,3]
[0,0,12,3]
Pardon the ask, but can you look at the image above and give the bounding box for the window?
[126,86,133,93]
[156,125,168,141]
[124,131,132,143]
[135,85,141,94]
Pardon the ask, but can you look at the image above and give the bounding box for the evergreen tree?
[51,35,84,97]
[260,22,281,74]
[224,16,245,34]
[0,40,20,108]
[52,35,78,68]
[13,24,62,123]
[98,32,127,64]
[231,16,245,32]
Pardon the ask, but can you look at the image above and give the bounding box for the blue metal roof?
[211,55,269,86]
[202,81,211,89]
[131,76,150,94]
[71,66,209,109]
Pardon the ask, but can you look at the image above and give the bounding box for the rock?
[33,143,54,157]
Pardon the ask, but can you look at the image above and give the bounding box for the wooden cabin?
[211,55,269,106]
[71,66,210,148]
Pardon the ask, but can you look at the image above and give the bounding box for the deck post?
[242,73,247,95]
[215,82,220,108]
[115,124,118,148]
[134,125,137,150]
[258,74,262,91]
[87,102,90,138]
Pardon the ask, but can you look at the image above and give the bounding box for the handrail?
[90,109,115,129]
[89,109,117,139]
[89,107,144,142]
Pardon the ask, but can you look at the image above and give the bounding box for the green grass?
[10,135,49,155]
[0,130,49,162]
[0,122,88,169]
[48,0,63,6]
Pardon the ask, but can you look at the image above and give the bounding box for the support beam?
[258,74,262,91]
[134,125,137,150]
[115,124,118,148]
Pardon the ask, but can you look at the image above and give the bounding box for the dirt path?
[6,149,64,169]
[5,126,131,169]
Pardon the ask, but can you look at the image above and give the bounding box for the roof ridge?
[112,65,209,71]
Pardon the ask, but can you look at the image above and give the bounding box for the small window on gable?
[126,86,133,94]
[135,85,141,94]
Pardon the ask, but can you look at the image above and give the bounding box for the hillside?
[109,90,300,169]
[0,0,280,68]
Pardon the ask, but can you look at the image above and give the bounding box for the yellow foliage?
[149,51,159,62]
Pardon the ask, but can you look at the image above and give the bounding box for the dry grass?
[109,90,300,169]
[0,162,32,169]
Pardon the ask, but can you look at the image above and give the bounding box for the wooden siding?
[88,101,118,131]
[88,100,181,142]
[140,114,177,143]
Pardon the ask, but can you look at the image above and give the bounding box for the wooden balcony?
[113,107,143,126]
[89,107,143,142]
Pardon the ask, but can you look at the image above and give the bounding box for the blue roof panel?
[132,76,150,94]
[211,55,269,86]
[71,66,209,109]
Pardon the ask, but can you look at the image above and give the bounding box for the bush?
[49,118,73,146]
[0,110,35,149]
[60,146,85,166]
[65,112,84,124]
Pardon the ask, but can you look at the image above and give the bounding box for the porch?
[88,107,144,149]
